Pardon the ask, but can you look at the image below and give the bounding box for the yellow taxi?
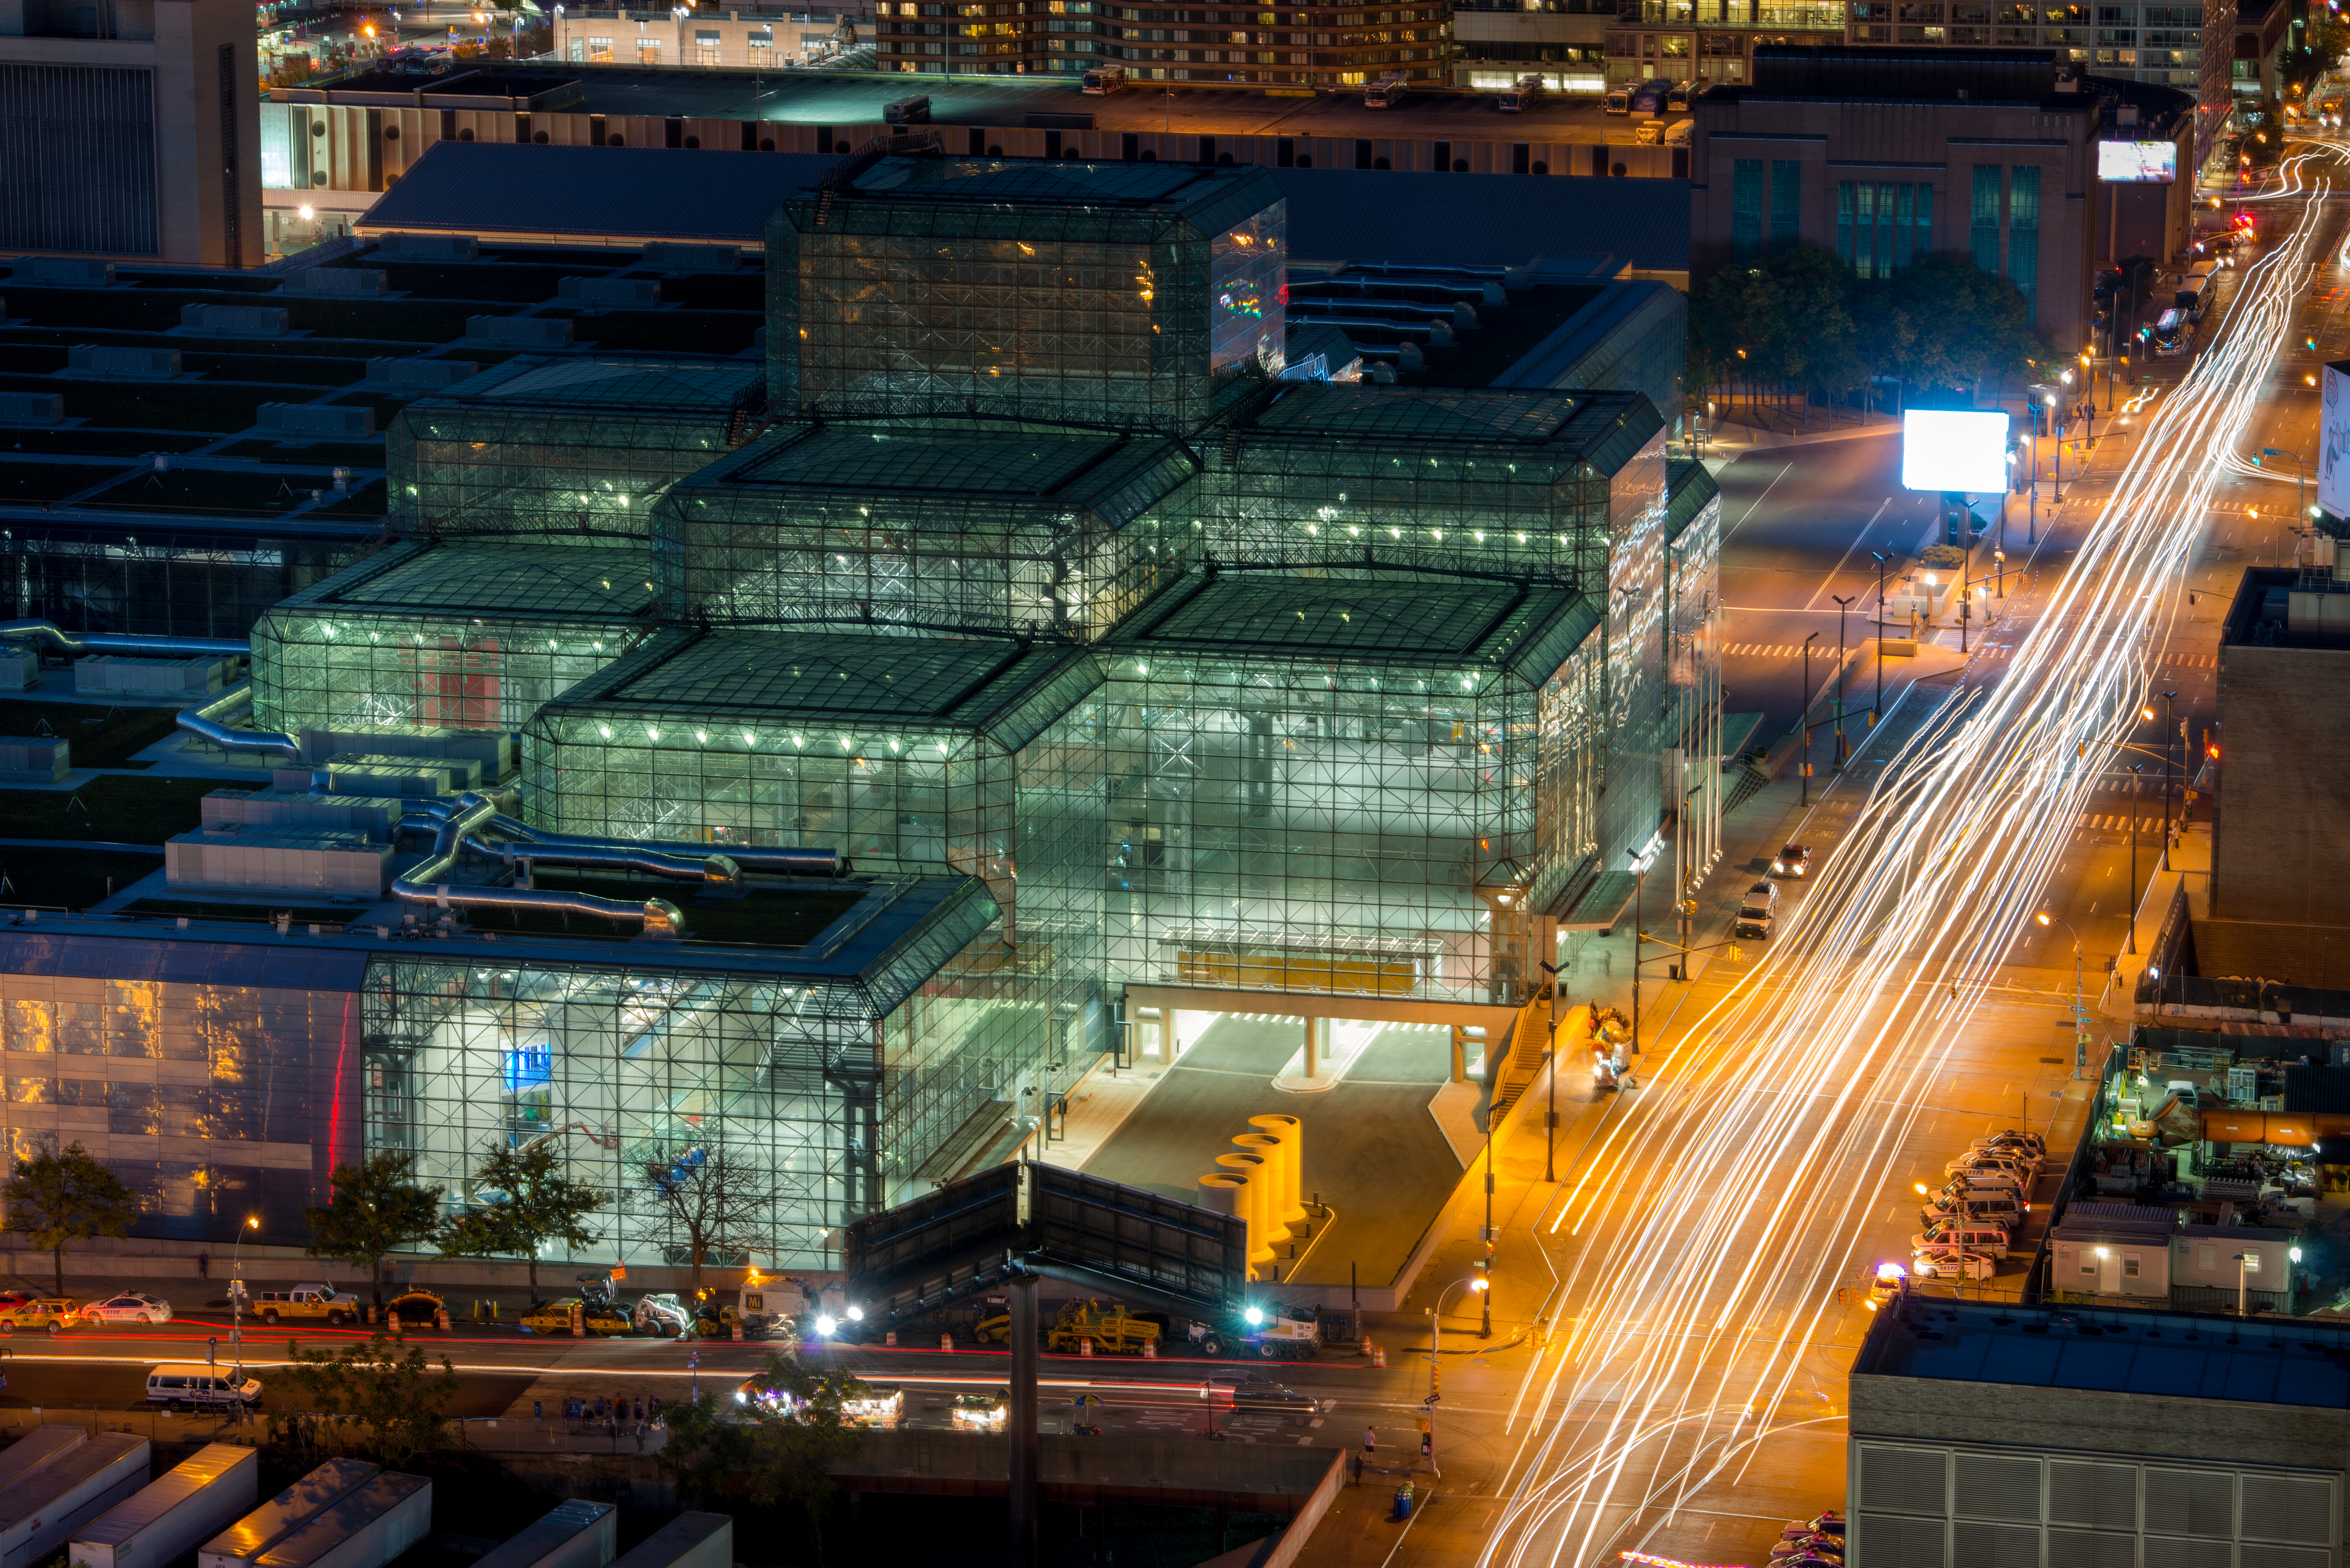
[0,1296,78,1334]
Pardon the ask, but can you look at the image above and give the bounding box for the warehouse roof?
[1855,1297,2350,1407]
[279,539,659,620]
[357,143,1692,271]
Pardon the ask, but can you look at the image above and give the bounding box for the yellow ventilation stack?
[1215,1151,1276,1274]
[1246,1114,1307,1228]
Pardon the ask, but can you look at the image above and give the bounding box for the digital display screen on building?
[2320,363,2350,519]
[2099,141,2177,183]
[1901,409,2011,494]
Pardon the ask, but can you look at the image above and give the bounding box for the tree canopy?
[2,1140,139,1294]
[439,1140,606,1294]
[658,1352,867,1560]
[302,1151,444,1309]
[274,1326,461,1470]
[1692,247,2056,423]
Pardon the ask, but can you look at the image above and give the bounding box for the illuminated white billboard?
[1901,409,2011,494]
[2321,363,2350,519]
[2098,140,2177,183]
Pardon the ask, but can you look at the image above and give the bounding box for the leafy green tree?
[439,1141,606,1295]
[658,1352,866,1561]
[1,1139,139,1294]
[302,1151,444,1313]
[272,1326,460,1469]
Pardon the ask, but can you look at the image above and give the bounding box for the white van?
[1912,1225,2012,1259]
[146,1364,261,1410]
[1663,119,1695,147]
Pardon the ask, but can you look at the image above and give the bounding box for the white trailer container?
[472,1501,614,1568]
[198,1459,380,1568]
[73,1444,260,1568]
[252,1474,429,1568]
[0,652,36,691]
[0,1429,148,1568]
[609,1513,730,1568]
[0,1428,90,1493]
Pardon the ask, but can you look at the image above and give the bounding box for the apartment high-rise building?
[0,0,261,265]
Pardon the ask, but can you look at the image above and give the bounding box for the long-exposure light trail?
[1478,177,2331,1568]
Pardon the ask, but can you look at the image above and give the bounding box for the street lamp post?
[1869,551,1890,725]
[1538,960,1560,1183]
[2050,387,2066,503]
[1800,631,1820,805]
[230,1215,257,1377]
[1831,594,1856,767]
[2160,688,2178,869]
[2036,909,2091,1079]
[2127,764,2144,954]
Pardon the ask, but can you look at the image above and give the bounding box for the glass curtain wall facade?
[251,541,659,738]
[1094,570,1604,1004]
[0,526,365,641]
[650,419,1202,640]
[358,875,1079,1255]
[1666,462,1725,899]
[389,360,767,544]
[767,160,1286,429]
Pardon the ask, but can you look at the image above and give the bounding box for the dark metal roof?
[1667,460,1720,541]
[357,143,1691,273]
[359,142,839,244]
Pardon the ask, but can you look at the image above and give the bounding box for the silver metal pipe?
[0,619,249,657]
[476,836,742,891]
[175,684,301,761]
[488,816,848,877]
[391,793,686,934]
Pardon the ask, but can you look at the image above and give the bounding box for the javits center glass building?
[15,149,1718,1255]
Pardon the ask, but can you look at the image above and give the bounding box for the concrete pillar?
[1215,1152,1274,1274]
[1449,1026,1468,1083]
[1164,1008,1180,1063]
[1248,1113,1306,1226]
[1009,1273,1039,1568]
[1300,1014,1317,1078]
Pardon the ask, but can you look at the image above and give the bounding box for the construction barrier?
[1080,1337,1094,1357]
[1372,1345,1386,1369]
[1142,1339,1155,1359]
[885,1330,897,1348]
[570,1303,584,1335]
[436,1309,451,1330]
[942,1333,954,1352]
[731,1322,743,1340]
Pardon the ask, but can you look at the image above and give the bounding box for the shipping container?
[0,739,67,782]
[0,1430,148,1568]
[0,1429,91,1495]
[73,1444,260,1568]
[472,1501,614,1568]
[608,1514,730,1568]
[252,1474,429,1568]
[198,1459,381,1568]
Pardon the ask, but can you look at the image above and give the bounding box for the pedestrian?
[632,1398,644,1424]
[1362,1425,1377,1460]
[593,1395,607,1419]
[1350,1451,1363,1487]
[533,1401,543,1423]
[196,1251,209,1281]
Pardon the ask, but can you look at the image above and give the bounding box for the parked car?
[0,1296,80,1333]
[251,1284,358,1326]
[1911,1246,1997,1281]
[385,1288,445,1325]
[1771,844,1812,877]
[146,1363,262,1410]
[1913,1224,2012,1259]
[80,1292,170,1326]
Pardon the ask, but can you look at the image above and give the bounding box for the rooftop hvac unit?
[364,358,477,390]
[179,304,287,337]
[0,392,62,426]
[285,269,388,297]
[375,233,477,260]
[259,404,375,437]
[640,242,736,272]
[467,316,573,346]
[10,258,114,285]
[557,277,661,305]
[67,346,180,379]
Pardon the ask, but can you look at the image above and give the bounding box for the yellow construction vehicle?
[1043,1300,1160,1355]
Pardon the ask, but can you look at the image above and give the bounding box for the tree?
[439,1140,606,1295]
[302,1151,444,1312]
[658,1352,865,1561]
[1,1139,139,1294]
[632,1139,765,1294]
[273,1326,460,1469]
